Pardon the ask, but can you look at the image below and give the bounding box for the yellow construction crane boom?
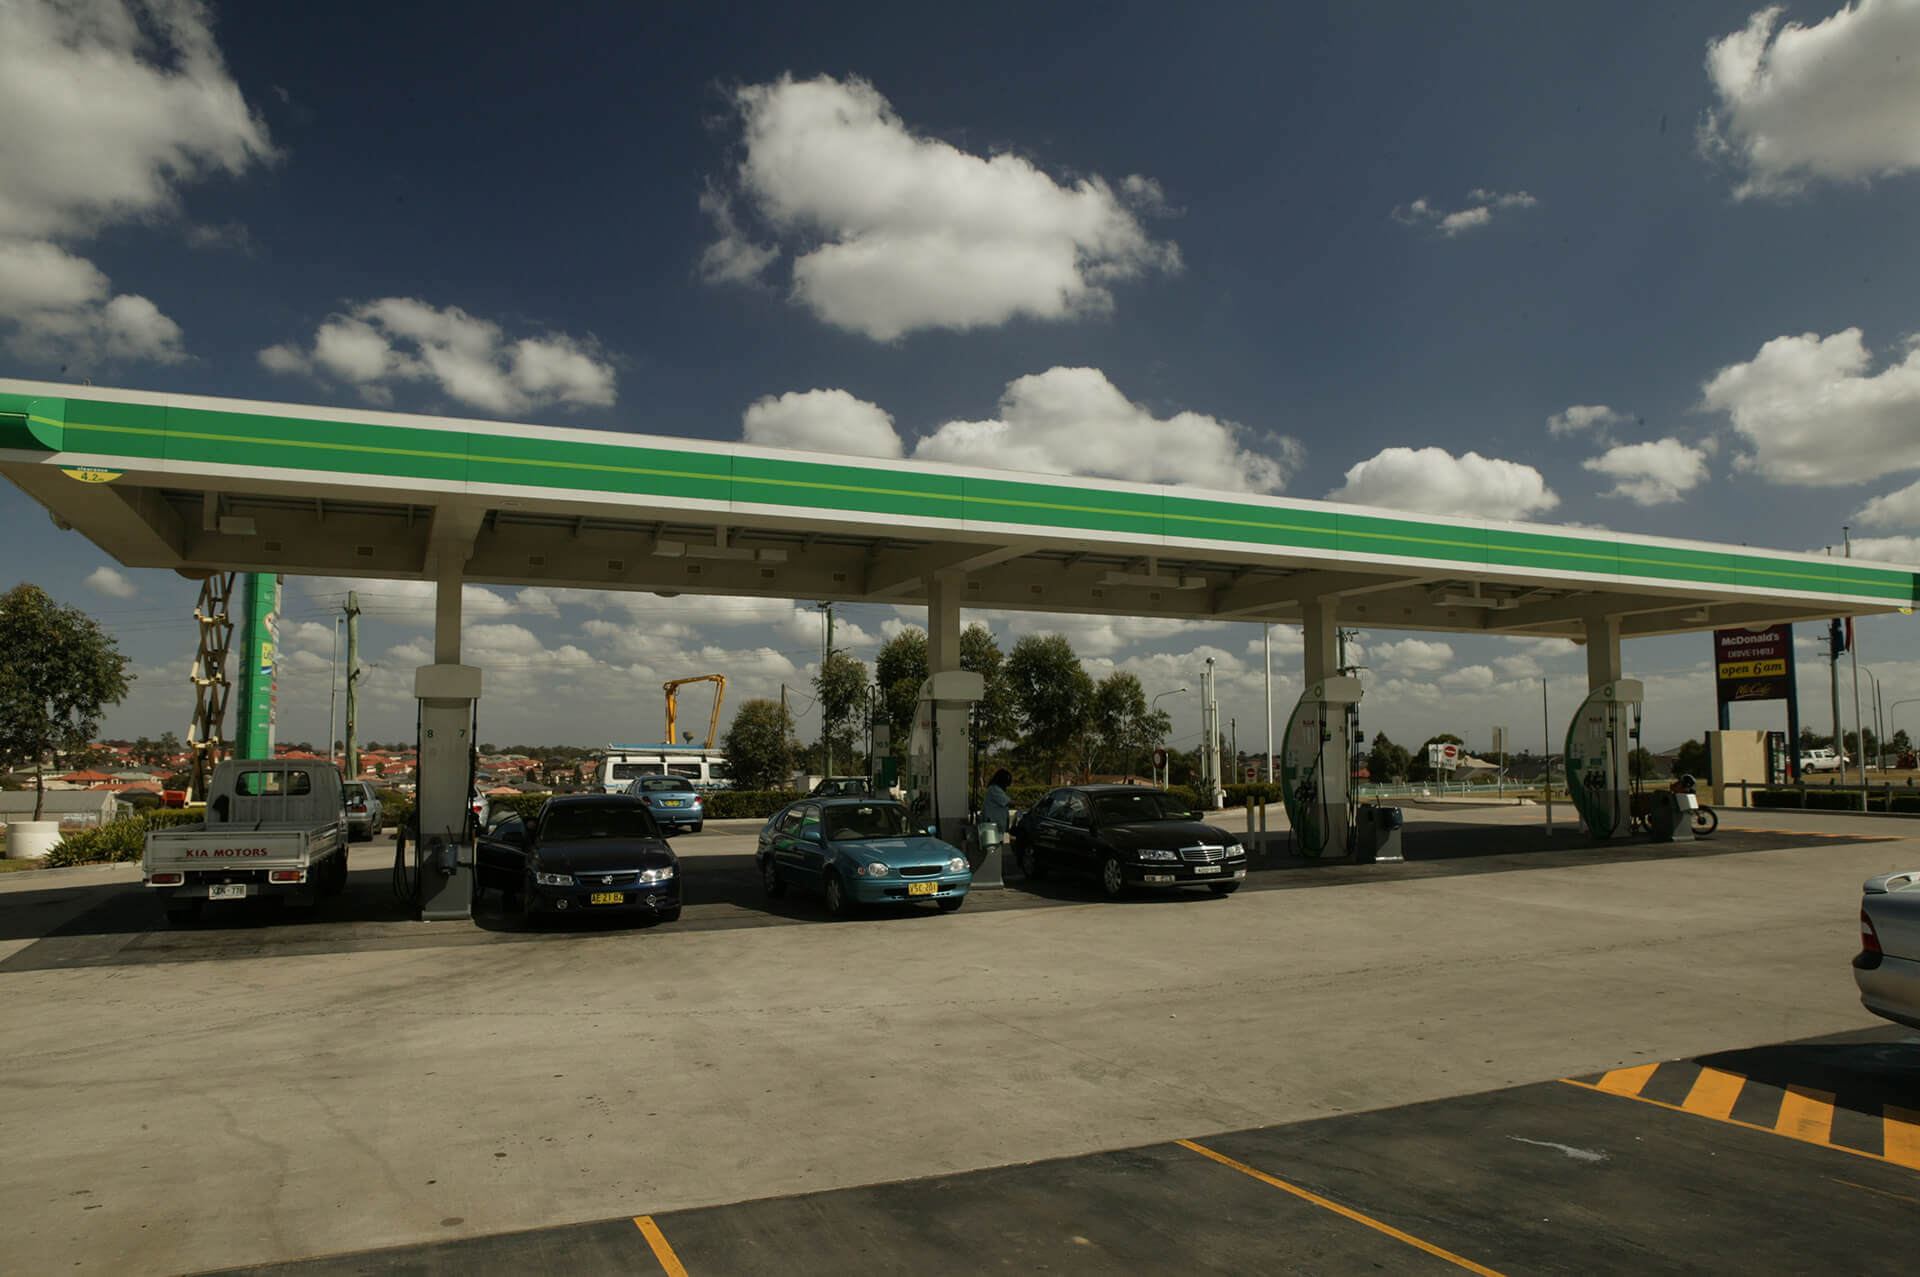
[664,674,726,749]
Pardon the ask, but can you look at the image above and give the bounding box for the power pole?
[818,603,834,777]
[345,591,361,780]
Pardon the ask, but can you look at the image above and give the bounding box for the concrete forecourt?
[2,805,1917,1274]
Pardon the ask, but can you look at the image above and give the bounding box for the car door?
[1029,790,1070,869]
[1058,791,1097,873]
[774,804,828,895]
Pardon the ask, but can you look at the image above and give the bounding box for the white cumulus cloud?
[85,565,136,598]
[1702,1,1920,199]
[1849,535,1920,563]
[1547,404,1626,438]
[1583,438,1710,505]
[0,0,273,366]
[1327,447,1559,519]
[743,389,903,457]
[1392,188,1538,236]
[259,298,616,416]
[1374,638,1455,672]
[704,74,1179,340]
[913,367,1301,493]
[1856,477,1920,528]
[1701,327,1920,485]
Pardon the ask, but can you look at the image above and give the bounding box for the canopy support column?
[415,539,480,921]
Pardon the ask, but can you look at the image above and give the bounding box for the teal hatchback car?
[759,797,971,918]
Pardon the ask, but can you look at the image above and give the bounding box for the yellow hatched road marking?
[1775,1086,1836,1144]
[1681,1067,1746,1120]
[1176,1138,1506,1276]
[1884,1107,1920,1168]
[1595,1063,1660,1096]
[633,1215,688,1276]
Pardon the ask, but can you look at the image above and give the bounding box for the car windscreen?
[541,804,660,841]
[1091,791,1192,824]
[824,804,909,841]
[634,776,694,793]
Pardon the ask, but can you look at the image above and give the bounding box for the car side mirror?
[925,825,938,836]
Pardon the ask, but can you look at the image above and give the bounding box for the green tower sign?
[233,573,281,759]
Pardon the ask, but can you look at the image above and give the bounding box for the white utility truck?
[143,759,350,923]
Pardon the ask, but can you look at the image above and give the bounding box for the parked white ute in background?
[1801,747,1847,772]
[143,760,350,924]
[1855,871,1920,1030]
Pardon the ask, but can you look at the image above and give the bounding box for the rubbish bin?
[1354,804,1404,863]
[1646,790,1695,843]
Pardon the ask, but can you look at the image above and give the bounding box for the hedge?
[42,808,206,868]
[1805,790,1865,811]
[1752,790,1804,809]
[705,789,804,820]
[1892,795,1920,814]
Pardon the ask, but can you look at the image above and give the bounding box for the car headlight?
[1138,848,1180,862]
[1225,842,1244,857]
[636,867,674,884]
[860,862,891,877]
[533,870,574,886]
[947,856,968,873]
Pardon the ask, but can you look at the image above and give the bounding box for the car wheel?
[760,855,787,898]
[823,870,856,920]
[691,822,703,834]
[1208,883,1240,896]
[1100,854,1126,899]
[936,896,964,913]
[1017,841,1045,881]
[518,881,538,928]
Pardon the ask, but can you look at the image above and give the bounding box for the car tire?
[823,870,856,920]
[1017,841,1046,881]
[518,882,537,928]
[760,855,787,898]
[936,896,964,913]
[691,822,703,834]
[1099,854,1126,899]
[1208,883,1240,896]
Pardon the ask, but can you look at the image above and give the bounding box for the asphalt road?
[1,804,1916,1273]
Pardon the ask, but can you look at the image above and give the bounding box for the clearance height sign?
[1714,626,1791,703]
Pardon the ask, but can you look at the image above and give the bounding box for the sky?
[4,0,1920,763]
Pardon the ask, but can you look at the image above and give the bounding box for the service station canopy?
[3,379,1917,639]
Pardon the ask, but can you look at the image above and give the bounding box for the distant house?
[1,790,121,830]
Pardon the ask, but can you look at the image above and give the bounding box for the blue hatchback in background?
[758,796,971,918]
[625,773,705,834]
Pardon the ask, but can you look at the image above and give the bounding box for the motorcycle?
[1629,774,1717,837]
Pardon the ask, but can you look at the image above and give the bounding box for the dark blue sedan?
[477,795,680,924]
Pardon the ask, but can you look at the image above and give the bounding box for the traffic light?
[1828,617,1847,658]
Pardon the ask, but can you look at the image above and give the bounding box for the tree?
[1366,732,1412,783]
[1005,633,1093,781]
[1628,746,1659,780]
[0,584,133,820]
[1088,671,1168,776]
[875,627,928,755]
[960,624,1017,748]
[1672,738,1712,783]
[813,649,869,773]
[723,698,798,790]
[157,730,181,762]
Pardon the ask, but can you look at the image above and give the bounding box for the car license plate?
[1194,864,1221,875]
[588,891,625,905]
[661,799,684,806]
[209,883,247,899]
[908,880,938,896]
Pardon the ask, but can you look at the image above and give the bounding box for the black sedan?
[1011,784,1248,898]
[476,795,681,923]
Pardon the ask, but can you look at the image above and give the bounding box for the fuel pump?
[413,663,482,919]
[1279,675,1364,858]
[904,669,984,848]
[1563,678,1643,839]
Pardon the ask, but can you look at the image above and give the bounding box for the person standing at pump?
[981,768,1013,839]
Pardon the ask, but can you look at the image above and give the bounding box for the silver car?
[344,781,384,842]
[1855,870,1920,1029]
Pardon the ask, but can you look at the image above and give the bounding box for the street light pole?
[327,615,342,768]
[1152,687,1188,787]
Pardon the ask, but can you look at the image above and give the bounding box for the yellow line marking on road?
[1882,1107,1920,1168]
[1681,1067,1746,1120]
[1176,1139,1505,1276]
[1775,1086,1836,1144]
[1832,1177,1920,1204]
[633,1215,688,1276]
[1562,1078,1918,1169]
[1595,1063,1660,1096]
